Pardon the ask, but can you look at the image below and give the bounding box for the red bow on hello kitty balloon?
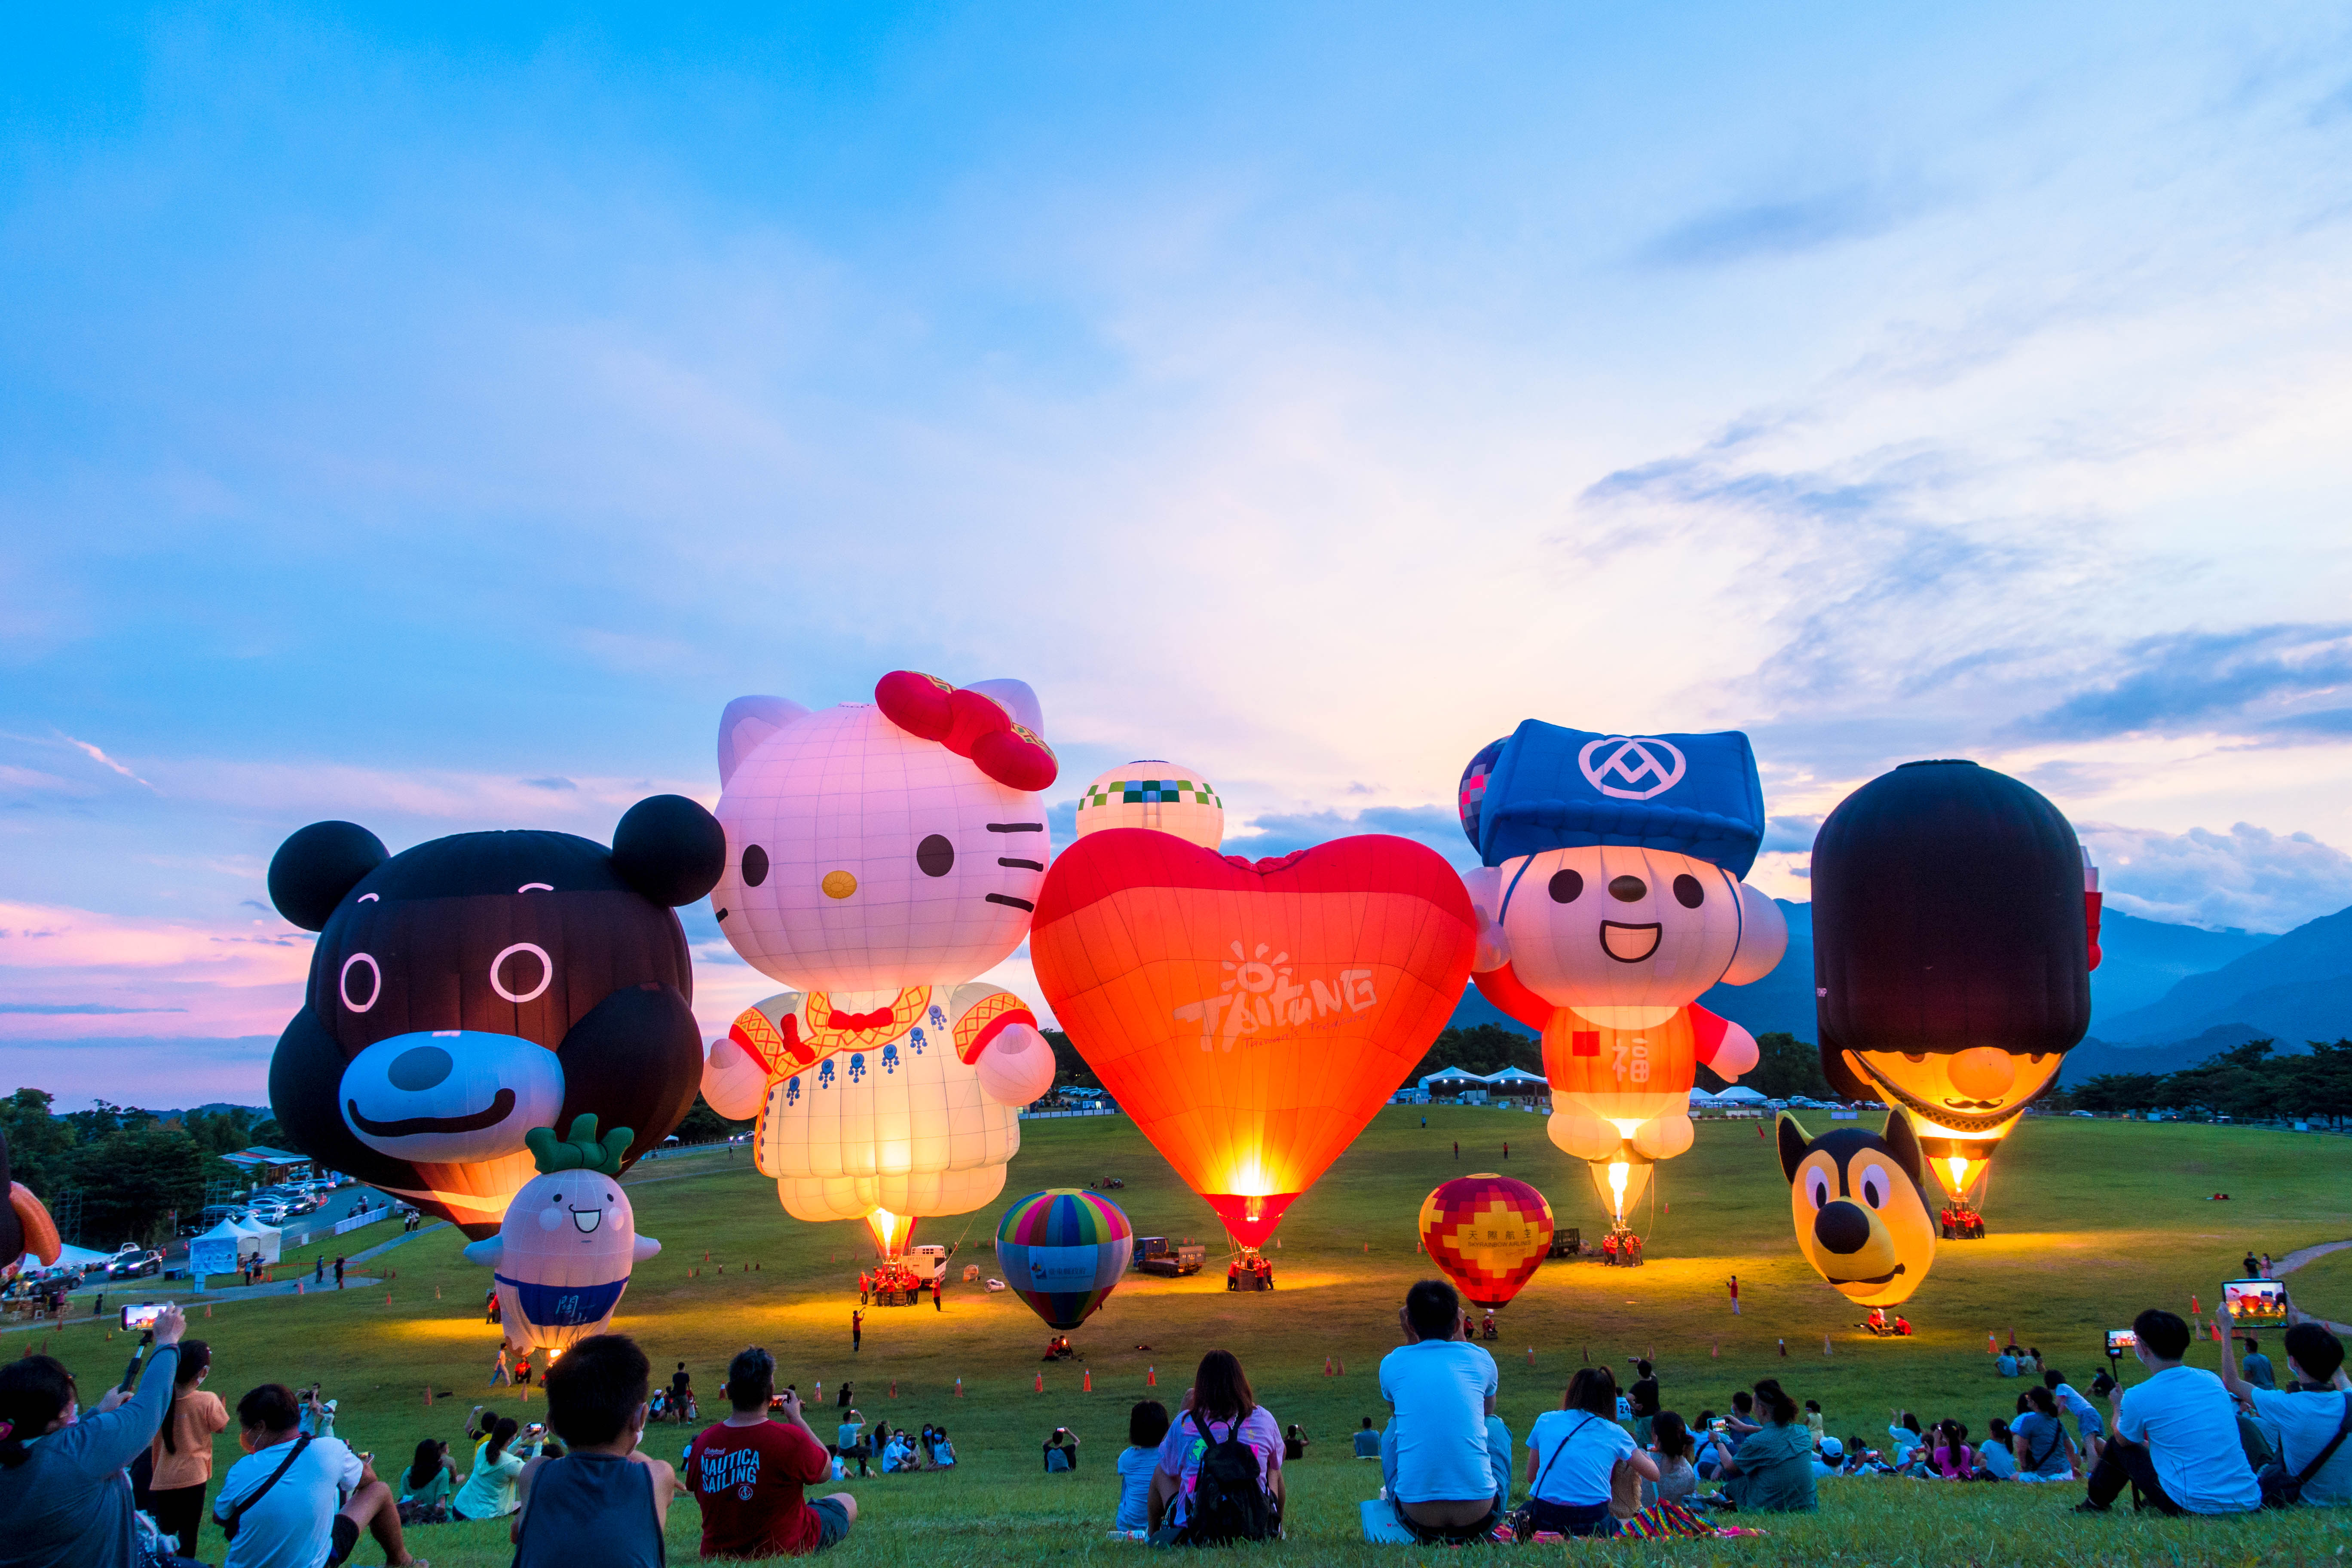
[874,671,1059,791]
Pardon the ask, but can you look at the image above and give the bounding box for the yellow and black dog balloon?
[1777,1112,1936,1306]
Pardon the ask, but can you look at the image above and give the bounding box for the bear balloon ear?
[717,696,813,787]
[612,795,727,906]
[1882,1110,1927,1191]
[1777,1113,1812,1184]
[268,822,390,932]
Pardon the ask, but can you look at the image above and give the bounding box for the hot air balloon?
[3,1127,62,1283]
[1811,760,2098,1235]
[265,796,725,1236]
[1457,723,1787,1242]
[463,1116,662,1354]
[1777,1112,1937,1306]
[697,673,1063,1257]
[1075,763,1225,849]
[995,1188,1134,1330]
[1418,1175,1554,1309]
[1031,830,1476,1259]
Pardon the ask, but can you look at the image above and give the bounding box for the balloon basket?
[1224,1246,1275,1293]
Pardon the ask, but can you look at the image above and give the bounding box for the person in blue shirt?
[1996,1351,2019,1378]
[1115,1401,1169,1533]
[1376,1279,1510,1542]
[2077,1308,2259,1515]
[2043,1369,2108,1452]
[1354,1416,1381,1459]
[2240,1338,2278,1391]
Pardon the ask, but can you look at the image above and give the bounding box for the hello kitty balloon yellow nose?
[701,672,1062,1232]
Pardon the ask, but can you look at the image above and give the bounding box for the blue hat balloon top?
[1458,721,1765,879]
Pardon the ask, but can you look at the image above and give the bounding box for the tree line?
[0,1090,283,1251]
[2066,1039,2352,1123]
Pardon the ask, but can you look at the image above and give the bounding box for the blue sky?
[6,5,2352,1104]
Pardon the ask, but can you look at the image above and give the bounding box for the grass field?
[25,1108,2352,1565]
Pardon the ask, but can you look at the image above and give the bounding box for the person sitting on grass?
[2239,1337,2278,1392]
[0,1302,189,1568]
[1884,1410,1923,1471]
[398,1439,458,1524]
[1975,1420,2017,1479]
[1997,1347,2019,1378]
[1644,1412,1698,1506]
[2043,1368,2107,1457]
[1724,1390,1760,1446]
[2076,1308,2259,1516]
[511,1333,678,1568]
[2218,1309,2352,1506]
[1810,1436,1844,1478]
[1712,1380,1817,1513]
[451,1417,531,1519]
[836,1410,869,1478]
[1353,1416,1380,1459]
[1149,1350,1285,1544]
[1374,1280,1508,1543]
[1928,1420,1973,1479]
[211,1381,427,1568]
[1044,1426,1081,1473]
[1690,1412,1726,1479]
[682,1346,855,1559]
[2011,1387,2078,1481]
[1520,1367,1659,1537]
[879,1430,916,1473]
[928,1426,956,1468]
[1116,1401,1171,1534]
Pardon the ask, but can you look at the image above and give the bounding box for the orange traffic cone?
[2190,1296,2200,1317]
[1712,1338,1720,1358]
[205,1305,212,1318]
[426,1387,434,1405]
[1526,1348,1535,1367]
[1035,1373,1045,1393]
[955,1378,964,1397]
[1147,1366,1157,1387]
[1988,1334,1998,1354]
[1084,1369,1093,1393]
[1335,1358,1344,1376]
[891,1381,898,1398]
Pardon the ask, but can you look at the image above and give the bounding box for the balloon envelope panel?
[1419,1175,1553,1308]
[996,1188,1134,1329]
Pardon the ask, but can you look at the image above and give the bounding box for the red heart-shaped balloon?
[1031,830,1476,1246]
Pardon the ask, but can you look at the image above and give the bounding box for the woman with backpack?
[1147,1351,1284,1544]
[2011,1386,2079,1480]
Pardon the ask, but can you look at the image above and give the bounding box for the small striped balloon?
[995,1188,1135,1330]
[1418,1174,1554,1309]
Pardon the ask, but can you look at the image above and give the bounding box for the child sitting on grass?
[1115,1401,1169,1534]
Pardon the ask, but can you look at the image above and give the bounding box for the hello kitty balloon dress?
[699,672,1062,1230]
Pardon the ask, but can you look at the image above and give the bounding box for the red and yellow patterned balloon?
[1418,1174,1554,1309]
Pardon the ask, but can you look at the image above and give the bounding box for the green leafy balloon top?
[525,1114,635,1177]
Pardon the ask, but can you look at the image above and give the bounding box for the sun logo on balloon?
[1223,940,1317,1029]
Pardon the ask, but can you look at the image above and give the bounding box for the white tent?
[17,1241,110,1275]
[1713,1086,1768,1105]
[1687,1087,1722,1105]
[1419,1066,1490,1093]
[1483,1067,1548,1090]
[187,1220,247,1278]
[227,1214,282,1263]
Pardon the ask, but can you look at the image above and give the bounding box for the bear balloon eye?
[917,834,956,878]
[490,943,553,1005]
[1608,875,1646,903]
[1673,874,1705,909]
[339,953,382,1013]
[1547,870,1583,903]
[741,845,769,888]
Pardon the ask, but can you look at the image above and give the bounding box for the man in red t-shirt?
[685,1347,858,1557]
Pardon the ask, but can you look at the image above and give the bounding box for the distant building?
[217,1146,313,1183]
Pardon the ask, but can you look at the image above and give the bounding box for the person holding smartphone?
[2076,1308,2259,1516]
[2217,1289,2352,1506]
[683,1346,856,1557]
[0,1299,186,1567]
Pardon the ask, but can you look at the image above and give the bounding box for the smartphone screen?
[120,1303,163,1331]
[2106,1328,2138,1353]
[2224,1279,2287,1325]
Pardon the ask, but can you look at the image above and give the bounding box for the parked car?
[2070,1110,2095,1118]
[106,1249,164,1280]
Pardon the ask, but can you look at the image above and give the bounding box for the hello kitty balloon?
[700,671,1062,1237]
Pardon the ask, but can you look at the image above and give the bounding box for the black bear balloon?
[266,796,725,1237]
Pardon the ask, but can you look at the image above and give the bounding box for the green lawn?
[31,1110,2352,1565]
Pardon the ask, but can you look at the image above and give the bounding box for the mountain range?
[1442,899,2349,1085]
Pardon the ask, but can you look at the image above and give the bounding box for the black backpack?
[1180,1410,1275,1544]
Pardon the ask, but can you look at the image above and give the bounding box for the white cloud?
[0,901,313,1040]
[2077,821,2352,933]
